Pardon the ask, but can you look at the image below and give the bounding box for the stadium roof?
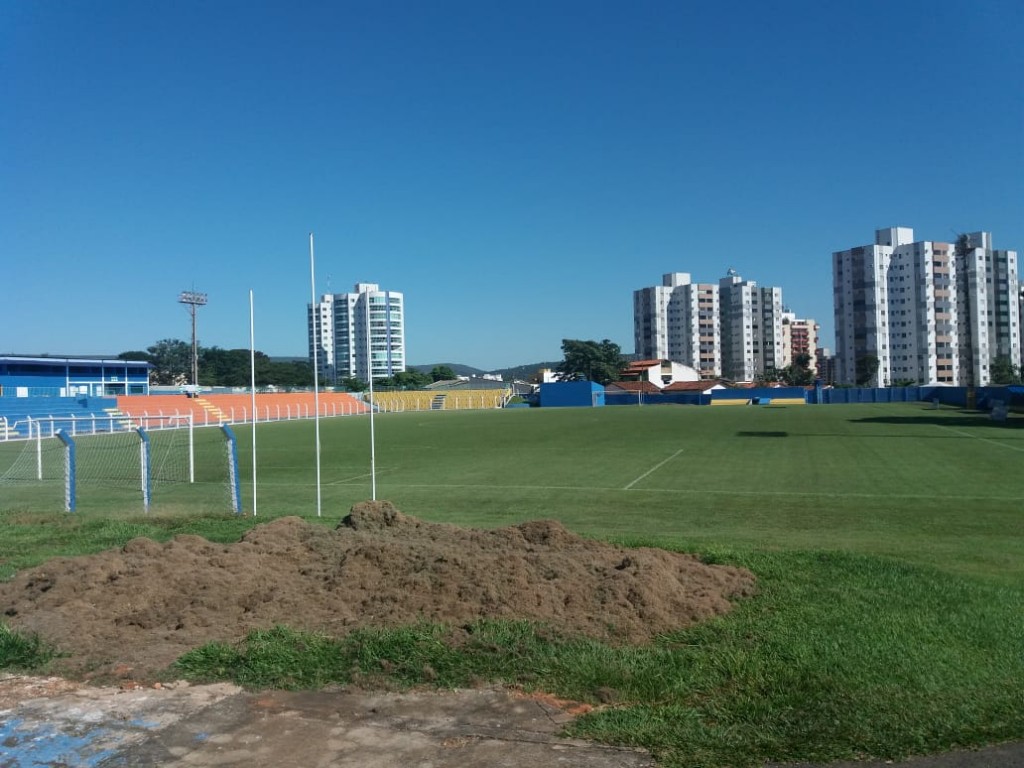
[0,354,150,367]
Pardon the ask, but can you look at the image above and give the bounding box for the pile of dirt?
[0,501,755,680]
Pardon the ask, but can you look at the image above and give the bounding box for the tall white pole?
[309,233,323,517]
[34,419,42,480]
[366,291,377,500]
[249,289,258,517]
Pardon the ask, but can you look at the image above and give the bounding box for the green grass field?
[2,402,1023,766]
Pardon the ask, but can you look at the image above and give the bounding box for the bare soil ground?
[0,501,755,681]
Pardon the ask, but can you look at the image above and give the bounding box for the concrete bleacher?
[371,389,509,413]
[0,396,120,438]
[116,392,368,425]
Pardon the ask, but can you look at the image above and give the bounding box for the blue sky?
[2,0,1021,370]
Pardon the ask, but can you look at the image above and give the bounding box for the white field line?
[256,478,1021,502]
[623,448,685,490]
[325,472,377,486]
[387,482,1020,501]
[934,423,1024,453]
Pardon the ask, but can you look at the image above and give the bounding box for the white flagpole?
[365,291,377,500]
[309,233,323,517]
[249,289,257,517]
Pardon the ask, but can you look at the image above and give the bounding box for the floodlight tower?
[178,289,208,387]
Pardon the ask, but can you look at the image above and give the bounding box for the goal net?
[0,420,240,514]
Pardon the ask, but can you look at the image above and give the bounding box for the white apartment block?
[633,273,721,377]
[888,239,958,385]
[633,271,786,381]
[781,313,819,374]
[308,283,406,383]
[964,232,1020,379]
[719,272,784,381]
[833,227,1019,387]
[308,294,336,382]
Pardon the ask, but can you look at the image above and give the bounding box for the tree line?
[118,339,313,389]
[118,342,464,390]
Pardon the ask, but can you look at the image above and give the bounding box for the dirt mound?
[0,501,755,680]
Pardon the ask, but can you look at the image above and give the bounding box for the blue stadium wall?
[819,386,1018,409]
[602,385,1021,411]
[539,381,605,407]
[0,356,150,398]
[604,391,709,406]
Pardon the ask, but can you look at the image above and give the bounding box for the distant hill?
[408,363,487,378]
[489,361,562,382]
[410,361,560,382]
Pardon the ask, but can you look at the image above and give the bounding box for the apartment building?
[308,283,406,383]
[832,227,1019,386]
[718,272,784,381]
[781,313,819,374]
[633,270,784,381]
[633,273,721,377]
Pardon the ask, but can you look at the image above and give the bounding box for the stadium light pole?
[178,289,208,387]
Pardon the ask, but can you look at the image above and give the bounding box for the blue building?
[0,355,150,398]
[539,380,605,407]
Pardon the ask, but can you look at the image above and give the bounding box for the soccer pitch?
[2,402,1021,584]
[239,402,1023,585]
[2,401,1023,766]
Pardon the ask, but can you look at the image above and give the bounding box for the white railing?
[0,390,517,442]
[0,401,371,442]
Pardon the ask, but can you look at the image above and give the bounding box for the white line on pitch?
[325,472,376,486]
[378,482,1019,502]
[623,449,685,490]
[933,423,1024,453]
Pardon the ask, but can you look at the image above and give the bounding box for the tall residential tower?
[633,273,721,378]
[633,270,786,381]
[308,283,406,383]
[832,227,1019,386]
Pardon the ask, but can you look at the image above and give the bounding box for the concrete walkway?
[2,674,1020,767]
[0,675,654,767]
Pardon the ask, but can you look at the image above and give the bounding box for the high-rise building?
[633,271,787,381]
[782,313,819,374]
[633,273,721,377]
[308,283,405,383]
[832,227,1019,386]
[718,272,784,381]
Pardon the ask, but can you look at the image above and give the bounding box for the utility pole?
[178,289,208,388]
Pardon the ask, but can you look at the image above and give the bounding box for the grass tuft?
[0,623,60,671]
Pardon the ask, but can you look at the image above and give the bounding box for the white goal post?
[4,421,241,515]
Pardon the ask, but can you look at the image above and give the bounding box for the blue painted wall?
[0,356,149,397]
[539,381,605,407]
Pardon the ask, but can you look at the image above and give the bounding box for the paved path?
[0,675,653,767]
[1,674,1020,767]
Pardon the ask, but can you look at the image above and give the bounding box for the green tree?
[989,355,1022,385]
[377,370,432,390]
[145,339,191,385]
[117,350,153,363]
[430,365,457,382]
[555,339,624,385]
[339,376,369,392]
[267,360,313,388]
[855,355,879,387]
[782,353,815,386]
[199,347,253,386]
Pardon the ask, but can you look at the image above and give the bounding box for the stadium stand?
[0,396,119,438]
[115,392,368,425]
[370,389,509,413]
